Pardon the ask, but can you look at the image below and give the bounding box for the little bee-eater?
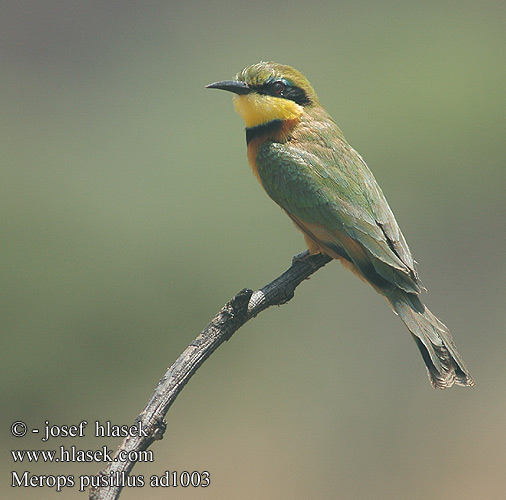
[207,61,474,389]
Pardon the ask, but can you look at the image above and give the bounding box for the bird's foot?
[291,250,311,264]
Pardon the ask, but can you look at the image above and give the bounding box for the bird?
[206,61,474,389]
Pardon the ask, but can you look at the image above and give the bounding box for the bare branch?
[89,251,332,500]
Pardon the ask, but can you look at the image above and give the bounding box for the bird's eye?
[272,80,285,95]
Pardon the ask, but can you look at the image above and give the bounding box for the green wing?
[256,133,423,294]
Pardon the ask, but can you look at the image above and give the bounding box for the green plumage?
[255,119,421,294]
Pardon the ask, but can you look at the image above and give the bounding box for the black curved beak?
[205,80,251,95]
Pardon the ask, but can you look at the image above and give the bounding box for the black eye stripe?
[283,86,312,106]
[253,80,312,106]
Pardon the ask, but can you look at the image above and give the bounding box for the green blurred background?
[2,1,505,499]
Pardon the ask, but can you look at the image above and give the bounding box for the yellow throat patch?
[233,93,303,128]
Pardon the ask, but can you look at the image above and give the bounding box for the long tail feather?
[385,289,474,389]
